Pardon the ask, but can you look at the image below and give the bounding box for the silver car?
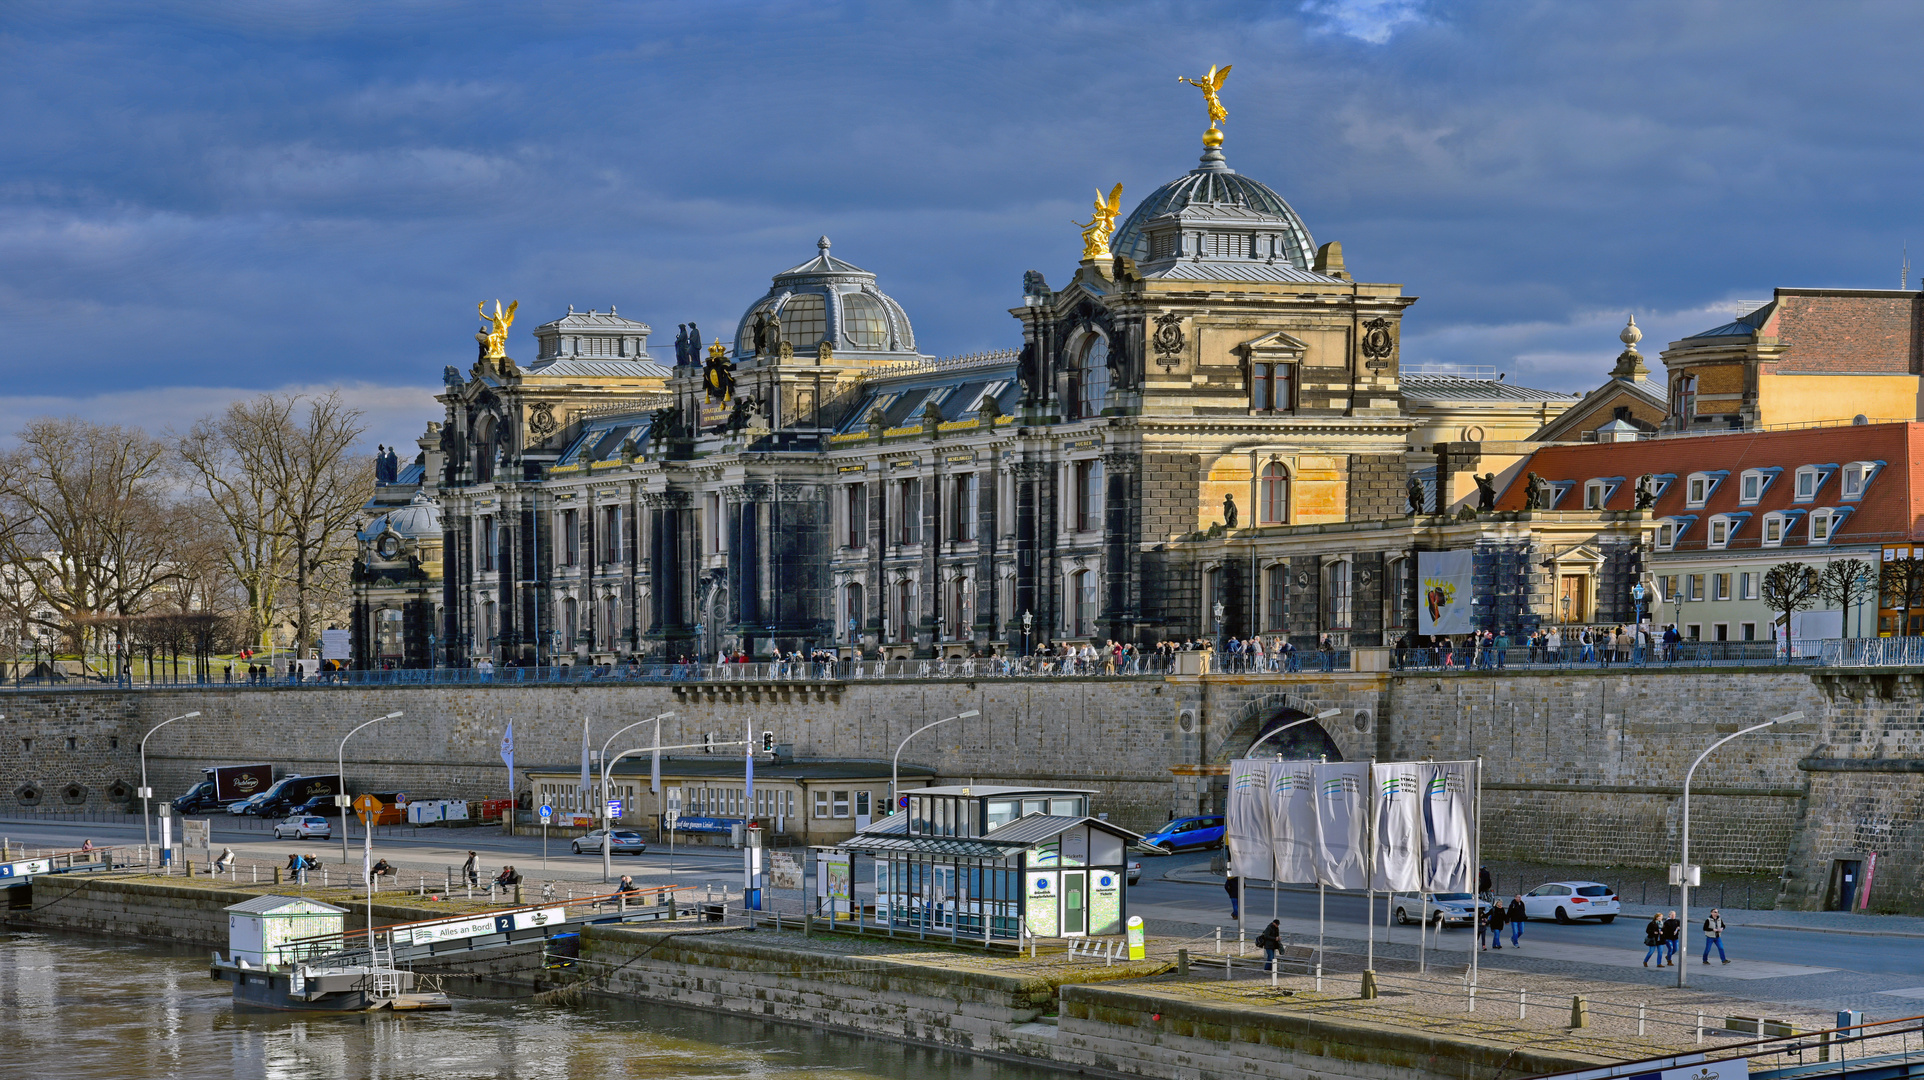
[274,815,331,840]
[1393,892,1491,927]
[573,829,647,855]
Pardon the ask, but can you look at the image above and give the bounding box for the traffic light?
[761,731,775,753]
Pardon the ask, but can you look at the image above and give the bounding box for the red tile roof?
[1493,422,1924,550]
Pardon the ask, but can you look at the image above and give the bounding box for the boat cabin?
[224,895,347,968]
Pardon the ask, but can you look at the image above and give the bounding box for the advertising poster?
[1025,872,1059,938]
[1372,763,1424,893]
[769,851,802,891]
[1421,762,1475,893]
[1417,549,1475,635]
[212,764,272,804]
[1312,763,1370,890]
[1225,760,1274,880]
[1267,762,1320,884]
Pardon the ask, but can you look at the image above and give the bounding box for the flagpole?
[1365,757,1377,983]
[1471,756,1482,993]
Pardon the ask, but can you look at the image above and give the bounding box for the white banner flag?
[1313,763,1370,890]
[1372,763,1424,893]
[1267,761,1320,885]
[1422,761,1476,893]
[1417,549,1475,635]
[1224,760,1273,881]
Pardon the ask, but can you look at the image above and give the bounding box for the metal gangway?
[1527,1013,1924,1080]
[280,885,697,970]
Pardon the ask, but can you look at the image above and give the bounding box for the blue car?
[1141,815,1226,853]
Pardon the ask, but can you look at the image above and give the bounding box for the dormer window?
[1684,471,1725,508]
[1547,481,1574,509]
[1656,519,1679,551]
[1584,477,1623,510]
[1707,516,1731,549]
[1762,513,1785,547]
[1738,468,1780,506]
[1809,508,1836,543]
[1647,473,1675,500]
[1793,464,1833,503]
[1840,461,1881,501]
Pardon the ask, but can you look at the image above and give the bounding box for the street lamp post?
[1214,600,1226,656]
[1246,709,1343,757]
[139,711,202,854]
[1677,710,1801,986]
[339,712,404,865]
[1022,610,1032,661]
[890,709,979,815]
[1631,582,1647,665]
[599,712,675,882]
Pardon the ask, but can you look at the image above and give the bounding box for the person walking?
[463,850,480,888]
[1225,866,1242,919]
[1643,912,1666,966]
[1487,897,1506,949]
[1702,908,1730,964]
[1663,910,1682,965]
[1256,919,1283,972]
[1507,894,1526,948]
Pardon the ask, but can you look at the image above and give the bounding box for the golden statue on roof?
[476,299,518,360]
[1180,64,1232,148]
[1074,183,1124,261]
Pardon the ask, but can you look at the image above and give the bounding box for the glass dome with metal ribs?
[1110,147,1316,271]
[733,236,918,360]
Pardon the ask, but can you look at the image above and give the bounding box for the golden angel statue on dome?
[476,299,518,360]
[1074,183,1124,261]
[1180,64,1232,146]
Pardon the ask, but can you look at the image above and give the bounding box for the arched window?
[843,582,864,641]
[1071,570,1097,637]
[842,292,888,348]
[562,597,578,645]
[1079,335,1110,418]
[1264,565,1288,631]
[1260,462,1289,524]
[895,579,916,642]
[1322,561,1351,631]
[949,578,971,640]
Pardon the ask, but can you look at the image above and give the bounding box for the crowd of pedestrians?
[1395,624,1695,670]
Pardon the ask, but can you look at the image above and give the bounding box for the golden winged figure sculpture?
[1074,183,1124,261]
[477,299,518,360]
[1180,64,1232,147]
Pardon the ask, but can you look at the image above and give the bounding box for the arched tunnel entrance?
[1206,706,1346,815]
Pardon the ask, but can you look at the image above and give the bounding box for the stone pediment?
[1238,330,1308,363]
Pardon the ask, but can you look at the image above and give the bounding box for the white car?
[1519,881,1620,924]
[273,815,331,840]
[1393,892,1491,927]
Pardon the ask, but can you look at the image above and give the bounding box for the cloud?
[1300,0,1430,44]
[0,382,442,455]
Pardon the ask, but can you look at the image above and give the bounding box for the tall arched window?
[1079,335,1110,418]
[1071,570,1096,637]
[1264,565,1288,631]
[1260,462,1289,524]
[843,582,864,641]
[895,580,916,642]
[949,578,971,640]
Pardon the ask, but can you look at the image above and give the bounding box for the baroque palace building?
[360,107,1502,668]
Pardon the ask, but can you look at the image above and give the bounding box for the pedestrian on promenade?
[463,850,480,887]
[1643,913,1666,966]
[1702,908,1730,965]
[214,847,235,873]
[1507,895,1526,948]
[1225,866,1242,918]
[1546,626,1562,665]
[1487,898,1506,949]
[1256,919,1283,971]
[1478,865,1493,897]
[1663,910,1682,965]
[286,852,304,885]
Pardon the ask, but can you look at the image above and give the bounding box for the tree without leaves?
[1760,561,1821,657]
[0,417,179,653]
[1880,557,1924,637]
[1818,559,1876,639]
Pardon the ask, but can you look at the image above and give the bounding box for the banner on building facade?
[1417,549,1475,635]
[1224,760,1274,881]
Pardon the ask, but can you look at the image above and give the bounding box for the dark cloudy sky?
[3,0,1921,446]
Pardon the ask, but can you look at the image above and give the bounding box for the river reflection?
[1,930,1065,1079]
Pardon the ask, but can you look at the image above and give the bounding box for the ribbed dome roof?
[359,495,441,543]
[1111,148,1316,271]
[733,237,918,359]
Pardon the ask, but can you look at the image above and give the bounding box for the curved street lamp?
[339,711,404,865]
[140,711,201,853]
[1677,710,1801,986]
[599,712,674,882]
[891,709,978,815]
[1246,708,1342,758]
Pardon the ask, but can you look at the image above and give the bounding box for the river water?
[0,929,1067,1080]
